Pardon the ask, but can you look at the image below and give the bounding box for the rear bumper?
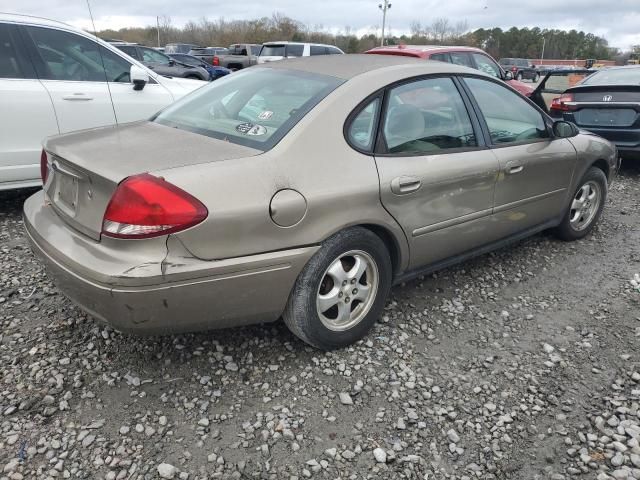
[24,191,317,334]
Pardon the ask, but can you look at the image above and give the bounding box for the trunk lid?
[567,85,640,129]
[44,121,261,240]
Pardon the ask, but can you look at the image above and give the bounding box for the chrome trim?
[412,208,493,237]
[493,188,566,214]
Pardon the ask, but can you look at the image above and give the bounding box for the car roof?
[367,45,486,57]
[257,53,479,80]
[262,41,340,48]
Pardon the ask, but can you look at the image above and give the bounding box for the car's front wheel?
[555,167,607,241]
[283,227,392,350]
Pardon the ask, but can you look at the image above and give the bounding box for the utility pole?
[156,16,161,48]
[541,36,546,64]
[378,0,392,47]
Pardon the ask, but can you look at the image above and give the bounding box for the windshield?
[153,68,343,150]
[260,45,285,57]
[582,68,640,85]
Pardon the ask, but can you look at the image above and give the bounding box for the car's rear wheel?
[283,227,392,350]
[555,167,607,241]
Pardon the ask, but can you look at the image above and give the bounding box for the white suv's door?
[88,45,175,122]
[23,25,117,132]
[0,23,58,190]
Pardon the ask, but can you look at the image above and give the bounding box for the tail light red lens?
[40,150,49,185]
[512,66,517,72]
[102,173,208,239]
[550,93,575,113]
[212,56,219,66]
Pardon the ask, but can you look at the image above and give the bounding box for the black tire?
[533,73,540,82]
[555,167,607,241]
[516,71,523,81]
[283,227,392,350]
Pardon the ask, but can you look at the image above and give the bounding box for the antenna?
[86,0,119,125]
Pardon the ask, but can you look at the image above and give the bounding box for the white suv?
[0,13,205,191]
[257,42,344,64]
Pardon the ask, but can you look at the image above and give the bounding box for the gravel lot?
[1,164,639,480]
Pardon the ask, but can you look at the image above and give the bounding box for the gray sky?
[1,0,638,50]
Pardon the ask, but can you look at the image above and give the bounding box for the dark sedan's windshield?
[154,68,343,150]
[582,68,640,85]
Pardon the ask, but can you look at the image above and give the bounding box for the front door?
[373,76,500,269]
[23,25,116,133]
[462,76,577,233]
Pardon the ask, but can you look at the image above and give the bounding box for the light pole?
[156,16,161,48]
[540,36,546,65]
[378,0,392,47]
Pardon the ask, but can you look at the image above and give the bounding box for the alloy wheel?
[316,250,379,331]
[570,180,601,231]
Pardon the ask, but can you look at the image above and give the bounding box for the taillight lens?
[102,174,208,239]
[511,66,517,72]
[212,56,219,66]
[550,93,574,113]
[40,150,49,185]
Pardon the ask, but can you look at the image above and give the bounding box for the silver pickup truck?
[212,44,261,70]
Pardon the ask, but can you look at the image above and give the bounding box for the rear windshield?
[260,45,285,57]
[582,68,640,86]
[499,58,513,65]
[153,68,343,151]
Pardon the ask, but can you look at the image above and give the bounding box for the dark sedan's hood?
[45,121,261,184]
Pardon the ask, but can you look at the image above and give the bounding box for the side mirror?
[553,120,579,138]
[130,65,149,91]
[168,59,175,66]
[504,71,514,80]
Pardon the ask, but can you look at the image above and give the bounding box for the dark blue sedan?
[168,53,231,81]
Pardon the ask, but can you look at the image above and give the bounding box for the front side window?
[472,53,501,78]
[154,68,343,150]
[250,45,261,55]
[0,24,22,79]
[286,44,304,57]
[449,52,473,68]
[348,97,380,151]
[83,46,132,82]
[328,47,343,55]
[310,45,327,56]
[27,26,109,82]
[140,47,169,64]
[429,53,449,63]
[382,77,477,154]
[117,45,139,60]
[465,77,549,144]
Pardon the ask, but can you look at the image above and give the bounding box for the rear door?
[22,25,117,133]
[0,22,58,188]
[462,76,577,234]
[372,76,500,269]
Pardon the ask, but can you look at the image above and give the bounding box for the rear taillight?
[212,56,219,66]
[511,66,517,72]
[40,150,49,185]
[101,173,208,239]
[550,93,575,113]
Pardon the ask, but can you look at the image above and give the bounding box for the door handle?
[62,94,93,101]
[505,162,524,174]
[390,176,422,195]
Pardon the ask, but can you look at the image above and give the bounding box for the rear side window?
[26,26,108,82]
[465,77,549,144]
[310,45,327,56]
[286,44,304,57]
[0,24,23,78]
[382,77,477,154]
[347,97,380,151]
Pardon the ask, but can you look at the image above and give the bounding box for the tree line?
[96,14,619,60]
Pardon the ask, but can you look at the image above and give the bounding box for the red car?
[365,45,534,97]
